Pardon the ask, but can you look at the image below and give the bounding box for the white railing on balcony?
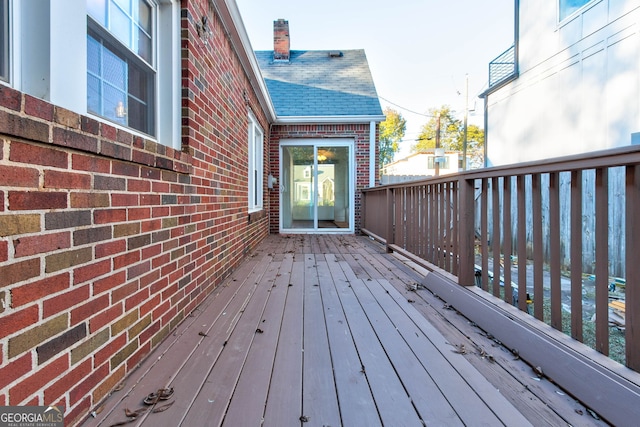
[489,44,517,88]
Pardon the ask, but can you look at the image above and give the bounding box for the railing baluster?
[550,172,562,331]
[444,182,451,272]
[481,178,489,291]
[517,175,528,312]
[452,180,459,276]
[503,176,513,306]
[386,187,393,253]
[626,165,640,369]
[425,184,433,263]
[595,168,609,356]
[492,177,502,298]
[408,186,415,254]
[533,173,544,321]
[571,170,583,342]
[439,182,446,268]
[420,185,427,258]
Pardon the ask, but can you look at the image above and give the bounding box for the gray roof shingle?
[255,49,384,118]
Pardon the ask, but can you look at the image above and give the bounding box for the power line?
[378,96,435,117]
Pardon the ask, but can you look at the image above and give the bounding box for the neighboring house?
[0,2,382,425]
[381,150,461,184]
[258,19,384,233]
[481,0,640,166]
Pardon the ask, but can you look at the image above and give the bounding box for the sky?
[235,0,514,158]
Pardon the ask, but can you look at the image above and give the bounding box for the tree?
[412,105,485,168]
[379,108,406,166]
[464,124,485,169]
[413,106,459,151]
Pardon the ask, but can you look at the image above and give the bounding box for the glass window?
[248,114,264,212]
[0,0,9,82]
[428,156,450,169]
[87,0,155,135]
[559,0,591,21]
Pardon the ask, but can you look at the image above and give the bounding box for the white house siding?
[486,0,640,166]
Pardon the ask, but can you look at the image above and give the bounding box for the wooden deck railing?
[363,145,640,372]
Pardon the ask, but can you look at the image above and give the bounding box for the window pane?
[137,30,151,63]
[559,0,590,20]
[113,0,131,14]
[104,83,127,125]
[128,62,153,134]
[138,0,151,33]
[128,61,147,100]
[110,5,132,48]
[103,48,127,90]
[87,36,101,75]
[128,97,148,133]
[87,0,106,25]
[87,74,101,115]
[0,0,9,82]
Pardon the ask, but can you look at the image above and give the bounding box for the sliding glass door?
[280,140,353,232]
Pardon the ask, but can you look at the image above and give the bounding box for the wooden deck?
[83,235,606,427]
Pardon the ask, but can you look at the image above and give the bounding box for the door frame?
[279,138,355,234]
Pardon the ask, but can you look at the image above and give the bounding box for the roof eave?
[274,115,386,125]
[213,0,277,122]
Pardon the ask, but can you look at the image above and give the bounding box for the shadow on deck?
[83,235,606,427]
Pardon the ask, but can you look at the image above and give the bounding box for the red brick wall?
[0,2,270,425]
[268,123,378,234]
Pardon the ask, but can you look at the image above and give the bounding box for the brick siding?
[0,1,270,425]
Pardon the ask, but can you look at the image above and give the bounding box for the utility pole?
[462,74,468,170]
[435,113,441,176]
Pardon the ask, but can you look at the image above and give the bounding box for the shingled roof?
[254,49,384,120]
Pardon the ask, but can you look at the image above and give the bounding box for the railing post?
[386,187,393,253]
[626,165,640,369]
[458,176,475,286]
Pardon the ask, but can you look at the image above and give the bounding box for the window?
[248,113,264,212]
[0,0,9,82]
[87,0,155,136]
[559,0,591,21]
[428,156,450,169]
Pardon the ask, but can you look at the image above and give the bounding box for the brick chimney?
[273,19,290,62]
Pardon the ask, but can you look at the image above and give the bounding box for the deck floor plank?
[177,256,281,427]
[316,255,382,427]
[221,254,294,426]
[84,235,580,427]
[262,257,305,427]
[300,254,342,427]
[323,255,424,426]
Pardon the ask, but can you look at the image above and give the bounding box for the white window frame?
[87,0,157,136]
[248,112,264,213]
[15,0,180,148]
